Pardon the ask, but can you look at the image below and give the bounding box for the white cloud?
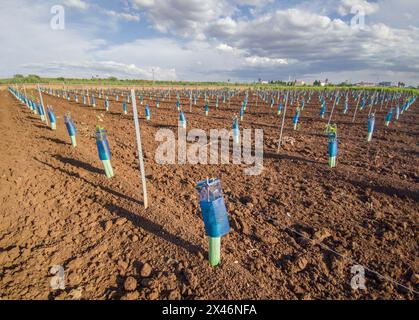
[132,0,236,37]
[0,0,418,84]
[93,38,256,81]
[337,0,379,16]
[22,61,176,80]
[233,0,273,6]
[102,9,140,22]
[133,0,155,7]
[0,1,99,77]
[205,7,419,82]
[216,43,236,53]
[211,17,238,35]
[63,0,89,10]
[368,0,419,29]
[245,56,288,67]
[216,43,289,68]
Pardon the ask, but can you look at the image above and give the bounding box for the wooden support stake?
[327,90,340,126]
[277,90,290,153]
[352,91,363,123]
[131,89,149,209]
[38,84,49,126]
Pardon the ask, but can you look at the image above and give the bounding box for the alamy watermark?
[50,5,65,30]
[350,265,366,290]
[350,5,366,30]
[50,265,65,290]
[154,124,264,176]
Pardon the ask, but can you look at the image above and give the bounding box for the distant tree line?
[2,75,417,91]
[12,74,41,83]
[3,75,240,87]
[267,80,300,86]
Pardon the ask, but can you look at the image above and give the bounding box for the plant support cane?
[64,113,77,147]
[195,178,230,267]
[131,89,149,209]
[96,127,114,178]
[277,90,290,152]
[38,85,48,126]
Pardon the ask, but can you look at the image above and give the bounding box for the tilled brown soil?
[0,87,417,300]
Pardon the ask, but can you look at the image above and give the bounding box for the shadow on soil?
[346,178,419,202]
[52,154,103,174]
[39,136,67,145]
[35,158,143,205]
[264,152,322,165]
[103,202,205,257]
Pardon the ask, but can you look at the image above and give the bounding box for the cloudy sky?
[0,0,418,84]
